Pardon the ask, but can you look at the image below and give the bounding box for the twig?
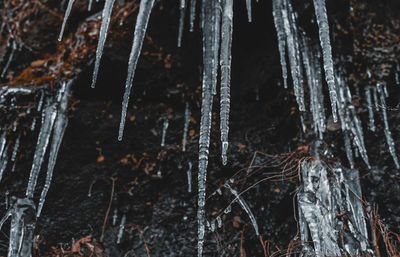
[100,177,117,242]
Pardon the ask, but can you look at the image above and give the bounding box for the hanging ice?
[298,149,369,256]
[58,0,76,41]
[26,99,58,198]
[219,0,233,165]
[300,35,325,138]
[343,132,354,169]
[0,197,36,257]
[177,0,187,47]
[272,0,288,89]
[281,0,305,111]
[91,0,116,88]
[197,1,215,255]
[88,0,94,11]
[313,0,338,122]
[182,102,191,152]
[211,0,221,96]
[37,81,72,217]
[0,145,9,182]
[187,161,192,193]
[365,87,376,132]
[10,134,20,163]
[377,83,399,169]
[245,0,252,22]
[117,213,126,244]
[189,0,197,32]
[160,118,169,147]
[118,0,156,141]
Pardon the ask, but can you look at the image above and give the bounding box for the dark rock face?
[0,0,400,256]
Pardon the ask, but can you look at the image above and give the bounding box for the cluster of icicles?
[0,81,71,256]
[0,0,399,255]
[57,0,399,256]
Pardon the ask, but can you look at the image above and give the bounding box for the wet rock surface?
[0,0,400,256]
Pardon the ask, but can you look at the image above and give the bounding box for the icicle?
[91,0,116,88]
[197,1,215,255]
[10,134,20,162]
[281,0,305,111]
[272,0,288,89]
[5,191,9,209]
[58,0,76,41]
[160,118,169,147]
[30,118,37,131]
[187,161,192,193]
[37,81,72,217]
[1,40,16,78]
[211,0,221,95]
[313,0,338,122]
[377,83,399,169]
[0,132,7,160]
[177,0,187,47]
[220,0,233,165]
[26,99,58,199]
[301,35,326,138]
[365,87,375,132]
[189,0,197,32]
[118,0,156,141]
[88,0,93,11]
[298,159,341,256]
[182,102,191,152]
[2,198,36,257]
[0,145,9,182]
[344,131,354,169]
[37,91,44,112]
[116,214,126,244]
[245,0,252,22]
[112,209,118,226]
[225,183,259,235]
[372,87,379,111]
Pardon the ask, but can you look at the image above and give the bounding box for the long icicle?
[58,0,76,41]
[313,0,338,122]
[118,0,156,141]
[272,0,288,88]
[220,0,233,165]
[91,0,116,88]
[198,1,215,255]
[37,81,72,217]
[26,99,58,198]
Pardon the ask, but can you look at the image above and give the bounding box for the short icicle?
[58,0,76,41]
[313,0,338,122]
[182,102,191,152]
[177,0,187,47]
